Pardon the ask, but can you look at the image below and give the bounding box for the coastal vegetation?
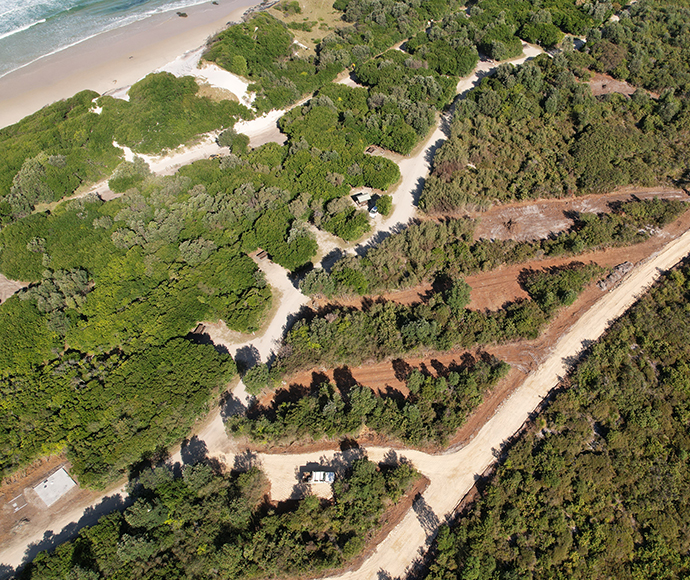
[425,263,690,579]
[0,74,250,221]
[230,355,509,448]
[19,457,418,579]
[420,53,690,213]
[301,198,686,297]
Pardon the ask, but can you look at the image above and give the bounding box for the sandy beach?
[0,0,261,129]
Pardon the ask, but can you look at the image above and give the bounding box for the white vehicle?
[369,206,378,218]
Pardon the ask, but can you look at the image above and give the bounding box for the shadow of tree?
[412,493,440,545]
[232,450,260,473]
[220,390,246,420]
[15,492,131,578]
[234,344,261,373]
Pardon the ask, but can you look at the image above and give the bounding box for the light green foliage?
[230,358,509,447]
[204,12,343,112]
[427,264,690,579]
[0,92,121,219]
[108,156,151,193]
[0,73,252,219]
[103,72,251,154]
[20,458,418,579]
[276,0,302,15]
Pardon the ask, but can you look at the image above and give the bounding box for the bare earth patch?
[195,81,239,102]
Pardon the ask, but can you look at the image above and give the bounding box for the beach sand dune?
[0,0,260,129]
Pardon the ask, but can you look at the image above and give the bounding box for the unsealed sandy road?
[319,226,690,580]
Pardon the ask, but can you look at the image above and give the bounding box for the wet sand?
[0,0,260,129]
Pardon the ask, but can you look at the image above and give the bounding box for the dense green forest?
[19,458,418,579]
[1,340,235,488]
[302,198,685,297]
[0,176,274,486]
[230,355,509,448]
[586,0,690,94]
[425,263,690,580]
[420,52,690,213]
[0,74,250,221]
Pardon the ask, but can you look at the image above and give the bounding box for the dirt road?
[319,212,690,580]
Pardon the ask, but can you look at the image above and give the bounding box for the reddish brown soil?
[274,207,690,456]
[313,190,687,313]
[471,188,685,242]
[588,72,658,99]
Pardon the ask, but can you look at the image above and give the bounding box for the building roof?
[311,471,336,483]
[33,468,77,507]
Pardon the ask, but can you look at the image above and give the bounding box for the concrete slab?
[33,468,76,507]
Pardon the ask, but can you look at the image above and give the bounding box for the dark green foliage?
[204,0,471,113]
[521,262,604,315]
[20,458,418,579]
[426,264,690,579]
[586,0,690,93]
[377,194,392,216]
[0,180,274,484]
[178,106,398,244]
[243,363,270,395]
[217,128,250,154]
[230,357,509,447]
[277,259,599,375]
[323,207,371,241]
[421,54,690,212]
[1,339,235,488]
[300,198,685,297]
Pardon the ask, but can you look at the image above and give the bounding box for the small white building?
[34,468,77,507]
[353,192,372,206]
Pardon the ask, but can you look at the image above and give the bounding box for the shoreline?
[0,0,262,129]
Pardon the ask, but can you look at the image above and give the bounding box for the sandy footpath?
[0,0,260,129]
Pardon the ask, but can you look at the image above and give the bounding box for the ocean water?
[0,0,215,78]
